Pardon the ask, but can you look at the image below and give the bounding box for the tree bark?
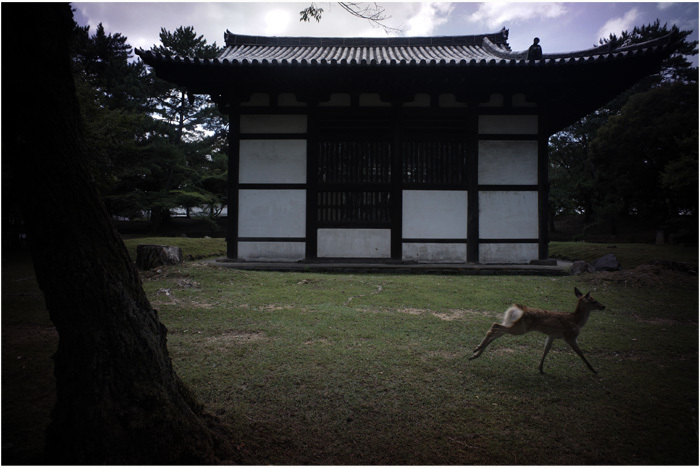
[3,4,233,464]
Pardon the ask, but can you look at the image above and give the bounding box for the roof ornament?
[527,37,543,60]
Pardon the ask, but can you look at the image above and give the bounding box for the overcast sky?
[73,2,698,58]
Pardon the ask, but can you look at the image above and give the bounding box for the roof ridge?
[222,28,510,48]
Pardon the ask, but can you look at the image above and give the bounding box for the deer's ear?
[584,292,591,299]
[574,287,583,298]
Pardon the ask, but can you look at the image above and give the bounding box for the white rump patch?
[502,306,523,326]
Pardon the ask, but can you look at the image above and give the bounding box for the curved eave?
[134,42,674,69]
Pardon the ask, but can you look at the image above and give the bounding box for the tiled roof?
[136,29,678,67]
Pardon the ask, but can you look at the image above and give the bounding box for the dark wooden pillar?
[538,132,550,260]
[466,107,479,263]
[226,109,240,259]
[305,103,319,260]
[390,103,403,260]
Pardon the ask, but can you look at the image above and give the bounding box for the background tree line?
[70,18,697,240]
[70,20,228,228]
[548,21,698,241]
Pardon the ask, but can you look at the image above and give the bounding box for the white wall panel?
[319,93,351,107]
[478,140,538,185]
[278,93,307,107]
[403,94,431,107]
[240,115,307,133]
[479,243,538,264]
[359,93,391,107]
[402,191,467,239]
[478,115,538,134]
[479,191,538,239]
[240,93,270,107]
[238,190,306,238]
[438,94,467,108]
[317,229,391,258]
[238,242,305,262]
[402,243,466,263]
[479,93,505,107]
[239,140,307,183]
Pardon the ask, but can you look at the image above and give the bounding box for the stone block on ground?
[570,260,595,275]
[592,254,622,271]
[136,245,183,270]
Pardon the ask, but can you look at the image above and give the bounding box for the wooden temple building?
[136,28,679,264]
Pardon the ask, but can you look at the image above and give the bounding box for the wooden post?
[306,102,319,260]
[227,109,240,259]
[538,132,549,260]
[391,103,403,260]
[467,107,479,263]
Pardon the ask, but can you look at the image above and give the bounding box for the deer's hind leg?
[469,323,508,360]
[538,336,555,374]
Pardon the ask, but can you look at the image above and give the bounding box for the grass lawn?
[2,241,698,464]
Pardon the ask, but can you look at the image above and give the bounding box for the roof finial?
[527,37,542,60]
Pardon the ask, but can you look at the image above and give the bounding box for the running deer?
[469,288,606,374]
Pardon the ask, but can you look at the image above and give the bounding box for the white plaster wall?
[278,93,307,107]
[239,140,307,184]
[479,94,504,107]
[438,94,467,108]
[479,191,538,239]
[512,93,537,107]
[238,190,306,238]
[238,242,305,262]
[240,93,270,107]
[317,229,391,258]
[403,94,431,107]
[478,140,538,185]
[319,93,351,107]
[479,243,539,264]
[402,191,467,239]
[478,115,538,134]
[359,93,391,107]
[240,115,307,133]
[402,243,466,263]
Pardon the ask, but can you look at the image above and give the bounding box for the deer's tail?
[502,305,524,326]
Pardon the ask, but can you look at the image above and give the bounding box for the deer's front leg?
[564,336,597,374]
[469,323,506,360]
[538,336,555,374]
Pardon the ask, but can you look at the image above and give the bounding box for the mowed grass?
[3,242,698,464]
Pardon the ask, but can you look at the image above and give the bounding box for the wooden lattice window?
[317,191,391,225]
[317,141,392,184]
[316,139,392,226]
[402,141,468,185]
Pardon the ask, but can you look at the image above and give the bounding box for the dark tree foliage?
[600,20,698,84]
[549,20,698,237]
[590,81,698,223]
[70,21,228,223]
[3,3,233,463]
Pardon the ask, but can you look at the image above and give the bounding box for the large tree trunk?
[3,4,233,463]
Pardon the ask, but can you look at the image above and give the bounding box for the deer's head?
[574,287,606,310]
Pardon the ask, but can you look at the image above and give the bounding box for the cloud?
[468,2,567,29]
[264,9,291,35]
[596,8,641,40]
[406,2,455,36]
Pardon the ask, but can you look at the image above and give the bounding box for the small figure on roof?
[527,37,543,60]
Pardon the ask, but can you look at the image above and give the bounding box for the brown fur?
[469,288,606,374]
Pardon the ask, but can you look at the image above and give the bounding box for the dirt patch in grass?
[206,331,267,345]
[304,338,332,346]
[433,309,501,321]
